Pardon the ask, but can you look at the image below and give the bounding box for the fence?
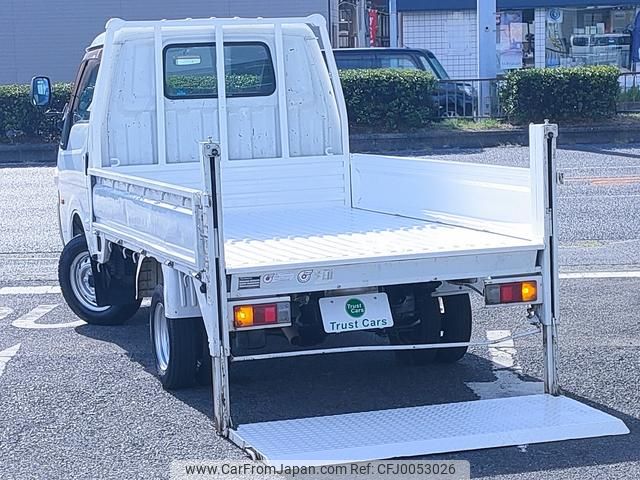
[617,72,640,113]
[435,78,505,119]
[438,72,640,119]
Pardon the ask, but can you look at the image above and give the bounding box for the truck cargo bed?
[223,206,543,274]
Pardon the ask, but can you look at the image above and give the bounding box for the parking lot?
[0,144,638,479]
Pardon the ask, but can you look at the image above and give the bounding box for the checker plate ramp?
[231,394,629,465]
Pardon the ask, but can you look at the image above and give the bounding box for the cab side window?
[61,56,101,149]
[72,60,100,122]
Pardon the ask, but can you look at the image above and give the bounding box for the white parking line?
[0,286,61,295]
[0,344,21,378]
[0,307,13,320]
[559,271,640,279]
[0,270,637,298]
[12,304,84,329]
[467,330,543,400]
[485,330,520,370]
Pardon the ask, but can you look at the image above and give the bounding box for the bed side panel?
[350,154,541,242]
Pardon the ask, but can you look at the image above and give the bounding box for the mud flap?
[91,245,137,306]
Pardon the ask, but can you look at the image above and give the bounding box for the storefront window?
[497,10,535,73]
[545,7,635,70]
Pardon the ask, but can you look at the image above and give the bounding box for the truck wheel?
[150,286,198,390]
[195,318,212,386]
[436,294,472,363]
[390,290,442,365]
[59,235,140,325]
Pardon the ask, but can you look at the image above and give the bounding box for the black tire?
[390,288,442,365]
[436,294,472,363]
[195,318,212,386]
[149,286,199,390]
[58,235,140,326]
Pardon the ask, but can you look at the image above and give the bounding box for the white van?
[31,15,628,465]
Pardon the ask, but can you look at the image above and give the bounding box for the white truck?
[31,15,628,465]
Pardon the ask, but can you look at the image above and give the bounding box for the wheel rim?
[69,251,109,312]
[153,303,170,372]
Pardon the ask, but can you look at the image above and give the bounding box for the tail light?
[485,279,540,305]
[232,300,291,330]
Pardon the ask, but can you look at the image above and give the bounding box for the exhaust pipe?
[282,326,302,346]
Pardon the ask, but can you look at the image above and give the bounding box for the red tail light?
[485,280,539,305]
[233,301,291,329]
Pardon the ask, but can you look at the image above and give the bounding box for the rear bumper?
[228,247,542,299]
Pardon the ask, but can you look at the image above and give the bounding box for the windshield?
[418,52,449,80]
[378,54,421,70]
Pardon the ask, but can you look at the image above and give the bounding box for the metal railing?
[435,77,505,119]
[617,71,640,113]
[436,72,640,119]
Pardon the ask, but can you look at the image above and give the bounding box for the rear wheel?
[58,235,140,325]
[150,286,199,390]
[436,294,472,363]
[389,287,442,365]
[195,319,213,386]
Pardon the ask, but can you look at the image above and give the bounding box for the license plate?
[319,293,393,334]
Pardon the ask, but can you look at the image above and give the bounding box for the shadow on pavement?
[75,306,495,422]
[75,309,637,478]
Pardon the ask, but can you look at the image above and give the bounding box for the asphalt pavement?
[0,144,638,479]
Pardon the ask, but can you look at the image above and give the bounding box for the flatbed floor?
[223,207,542,274]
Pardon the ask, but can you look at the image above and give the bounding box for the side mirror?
[30,76,52,107]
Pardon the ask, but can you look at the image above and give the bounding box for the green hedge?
[166,74,264,97]
[500,66,619,124]
[340,69,438,131]
[0,66,623,142]
[0,82,72,143]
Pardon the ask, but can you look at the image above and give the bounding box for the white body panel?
[58,123,91,243]
[98,24,343,166]
[351,153,544,242]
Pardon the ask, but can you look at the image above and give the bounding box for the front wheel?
[58,235,140,325]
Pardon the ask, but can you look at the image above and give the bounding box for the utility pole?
[329,0,340,47]
[477,0,497,117]
[389,0,398,47]
[357,0,367,47]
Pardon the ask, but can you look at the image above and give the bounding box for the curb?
[3,123,640,165]
[350,124,640,153]
[351,129,526,152]
[0,143,58,165]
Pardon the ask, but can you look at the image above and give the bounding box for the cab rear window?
[163,43,275,99]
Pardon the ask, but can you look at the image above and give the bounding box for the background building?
[0,0,339,84]
[3,1,639,85]
[398,0,640,78]
[338,0,391,47]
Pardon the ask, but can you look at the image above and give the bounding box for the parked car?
[333,47,476,117]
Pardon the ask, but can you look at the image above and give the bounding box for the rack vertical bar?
[532,122,560,395]
[154,25,167,166]
[274,23,290,159]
